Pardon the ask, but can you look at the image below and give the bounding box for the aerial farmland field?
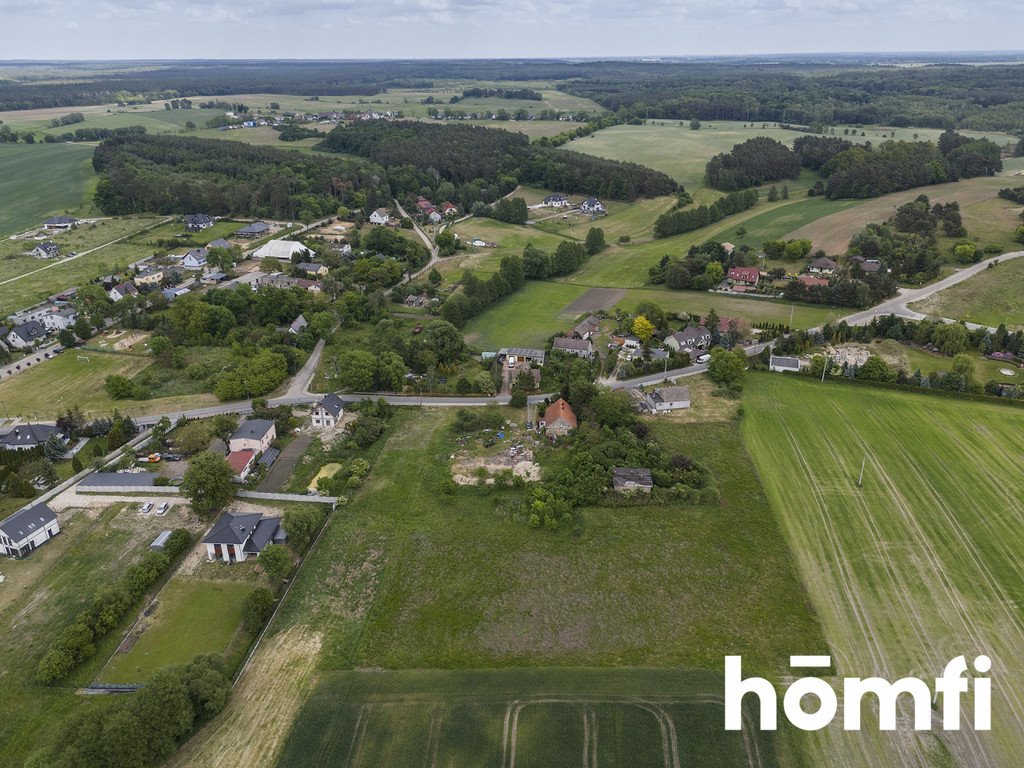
[0,143,98,237]
[743,374,1024,768]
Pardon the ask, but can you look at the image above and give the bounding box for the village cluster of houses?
[539,193,606,215]
[721,252,882,295]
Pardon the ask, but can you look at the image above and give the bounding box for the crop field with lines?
[276,669,780,768]
[0,143,98,237]
[743,374,1024,768]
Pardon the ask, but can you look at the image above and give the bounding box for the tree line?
[653,189,759,239]
[704,137,801,191]
[316,120,677,202]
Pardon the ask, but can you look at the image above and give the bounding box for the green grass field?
[0,503,197,768]
[0,143,98,237]
[743,374,1024,768]
[277,668,781,768]
[462,281,589,348]
[0,349,219,419]
[98,577,256,684]
[910,256,1024,329]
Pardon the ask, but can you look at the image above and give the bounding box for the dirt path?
[257,434,312,492]
[166,627,323,768]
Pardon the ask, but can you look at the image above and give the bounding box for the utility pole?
[857,454,867,487]
[821,356,829,383]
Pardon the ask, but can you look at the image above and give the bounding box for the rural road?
[840,250,1024,331]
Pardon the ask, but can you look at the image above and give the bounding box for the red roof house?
[726,266,759,286]
[542,398,577,437]
[226,450,256,481]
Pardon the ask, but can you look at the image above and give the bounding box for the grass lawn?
[0,143,98,237]
[742,374,1024,768]
[909,256,1024,329]
[462,281,589,348]
[127,219,247,248]
[838,338,1022,383]
[444,217,570,282]
[98,577,257,684]
[0,349,219,419]
[0,502,197,768]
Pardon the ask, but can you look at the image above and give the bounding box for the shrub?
[241,588,277,633]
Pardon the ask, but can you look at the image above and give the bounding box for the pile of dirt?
[451,442,541,485]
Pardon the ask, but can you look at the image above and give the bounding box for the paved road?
[283,338,325,398]
[839,250,1024,331]
[393,199,442,285]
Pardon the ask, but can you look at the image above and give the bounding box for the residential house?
[552,336,594,359]
[570,315,601,340]
[665,326,711,353]
[43,215,80,230]
[229,419,276,454]
[40,306,78,332]
[226,450,257,482]
[850,255,882,273]
[721,242,737,257]
[649,385,691,412]
[543,193,569,208]
[610,335,642,352]
[184,213,215,231]
[236,221,270,238]
[134,267,164,287]
[416,197,435,215]
[297,262,329,277]
[769,355,802,373]
[311,393,345,429]
[611,467,654,494]
[203,510,286,563]
[6,321,48,349]
[404,294,428,308]
[109,282,139,302]
[0,502,60,558]
[541,398,577,437]
[498,347,546,366]
[252,240,311,262]
[798,275,830,288]
[162,286,190,301]
[369,208,391,226]
[288,314,308,335]
[580,197,606,214]
[30,242,60,259]
[726,266,759,288]
[428,210,442,224]
[208,238,231,250]
[808,256,838,275]
[0,423,64,450]
[200,271,228,285]
[440,202,458,216]
[181,248,209,270]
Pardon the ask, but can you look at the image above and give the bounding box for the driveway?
[257,434,312,493]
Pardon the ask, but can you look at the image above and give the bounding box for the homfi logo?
[725,655,991,731]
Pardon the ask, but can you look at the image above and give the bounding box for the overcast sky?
[1,0,1022,59]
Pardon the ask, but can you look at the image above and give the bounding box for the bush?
[241,588,276,633]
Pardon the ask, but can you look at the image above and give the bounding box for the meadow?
[98,576,257,684]
[743,374,1024,768]
[0,143,98,237]
[909,254,1024,329]
[170,406,825,768]
[0,349,219,419]
[0,502,197,768]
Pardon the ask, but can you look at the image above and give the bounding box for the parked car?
[139,502,153,514]
[156,502,169,516]
[696,353,711,364]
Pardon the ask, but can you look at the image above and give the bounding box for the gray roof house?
[236,221,270,238]
[665,326,711,353]
[31,241,60,259]
[0,423,62,450]
[552,336,594,359]
[649,385,691,412]
[203,510,287,563]
[208,238,231,250]
[311,393,345,428]
[0,502,60,558]
[570,315,601,340]
[611,467,654,493]
[229,419,277,453]
[7,321,48,349]
[43,215,81,229]
[769,355,802,373]
[288,314,308,335]
[184,213,215,231]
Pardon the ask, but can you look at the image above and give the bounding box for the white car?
[139,502,153,514]
[155,502,170,516]
[696,353,711,364]
[507,355,517,369]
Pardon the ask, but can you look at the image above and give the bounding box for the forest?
[704,137,801,191]
[91,134,391,219]
[316,121,677,201]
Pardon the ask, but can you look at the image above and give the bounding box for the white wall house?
[648,385,691,412]
[0,503,60,558]
[311,393,345,429]
[203,510,285,563]
[369,208,391,225]
[228,419,276,453]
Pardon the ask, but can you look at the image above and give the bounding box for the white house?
[0,502,60,558]
[543,193,569,208]
[184,213,215,231]
[648,386,691,412]
[0,423,64,450]
[288,314,308,335]
[40,306,78,332]
[181,248,209,270]
[203,510,286,563]
[6,321,48,349]
[580,197,605,214]
[769,355,802,373]
[30,242,60,259]
[311,393,345,429]
[226,450,257,482]
[228,419,276,453]
[552,336,594,359]
[43,215,80,231]
[109,282,139,302]
[665,326,711,353]
[252,240,311,262]
[369,208,391,225]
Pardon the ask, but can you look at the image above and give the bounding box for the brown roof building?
[542,398,577,437]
